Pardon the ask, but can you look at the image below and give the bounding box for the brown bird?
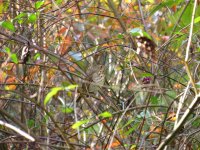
[86,64,105,93]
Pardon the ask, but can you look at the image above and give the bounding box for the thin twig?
[0,120,35,142]
[157,93,200,150]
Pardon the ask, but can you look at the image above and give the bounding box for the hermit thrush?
[86,64,105,93]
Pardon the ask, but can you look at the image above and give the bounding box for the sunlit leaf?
[61,107,74,113]
[1,21,15,32]
[129,28,142,36]
[146,0,154,3]
[14,13,27,19]
[129,28,152,39]
[117,33,124,39]
[34,53,41,60]
[14,13,27,24]
[11,53,18,64]
[35,0,44,9]
[124,122,139,136]
[141,72,153,77]
[5,85,16,90]
[44,87,63,105]
[167,112,176,121]
[29,13,37,23]
[4,47,11,53]
[65,84,78,90]
[108,141,120,148]
[98,111,112,118]
[56,0,63,5]
[130,144,137,150]
[194,16,200,24]
[72,119,90,129]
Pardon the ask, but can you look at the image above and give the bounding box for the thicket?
[0,0,200,149]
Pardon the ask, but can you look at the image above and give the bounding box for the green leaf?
[192,118,200,127]
[4,47,11,53]
[0,1,8,14]
[181,4,192,26]
[117,33,124,39]
[72,119,90,129]
[129,28,152,39]
[61,81,72,87]
[29,13,37,23]
[44,87,63,105]
[150,96,159,105]
[129,28,142,36]
[27,119,35,128]
[150,0,183,16]
[35,0,44,9]
[61,107,74,113]
[130,144,137,149]
[142,31,152,40]
[141,72,153,77]
[56,0,63,5]
[15,13,27,19]
[194,16,200,24]
[34,53,41,60]
[121,119,134,129]
[65,84,78,90]
[11,53,18,64]
[14,13,27,24]
[124,122,139,136]
[98,111,112,118]
[1,21,15,32]
[48,54,59,62]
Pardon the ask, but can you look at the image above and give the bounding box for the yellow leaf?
[146,0,154,3]
[5,85,16,90]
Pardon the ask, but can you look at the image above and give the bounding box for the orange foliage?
[27,66,40,81]
[148,125,167,139]
[60,36,72,55]
[167,112,176,122]
[6,76,16,83]
[0,71,6,83]
[46,69,56,81]
[171,5,177,12]
[1,63,16,76]
[86,141,121,150]
[106,141,121,148]
[4,76,17,90]
[5,85,16,90]
[58,27,68,35]
[173,83,182,90]
[0,52,5,57]
[101,119,107,123]
[29,66,40,75]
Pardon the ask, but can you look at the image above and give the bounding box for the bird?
[86,64,105,93]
